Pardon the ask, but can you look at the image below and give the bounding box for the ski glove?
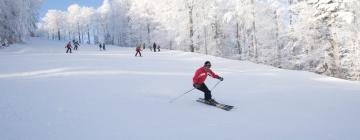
[218,76,224,81]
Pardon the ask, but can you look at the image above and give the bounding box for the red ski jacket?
[66,43,72,48]
[193,66,219,84]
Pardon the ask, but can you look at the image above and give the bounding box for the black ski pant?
[135,50,141,56]
[66,48,72,53]
[193,83,212,100]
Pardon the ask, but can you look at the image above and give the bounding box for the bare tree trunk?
[189,8,194,52]
[93,28,98,44]
[81,32,84,43]
[236,22,242,56]
[357,40,360,80]
[57,28,61,41]
[329,33,341,78]
[243,25,249,59]
[251,0,258,60]
[170,40,173,50]
[204,26,208,55]
[69,32,71,41]
[87,25,91,44]
[147,23,151,45]
[78,23,81,43]
[274,9,280,67]
[289,0,294,32]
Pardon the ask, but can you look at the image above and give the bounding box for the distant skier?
[135,44,142,57]
[99,43,102,51]
[102,43,106,51]
[157,45,161,52]
[193,61,223,104]
[153,42,157,52]
[1,39,8,48]
[73,41,80,50]
[1,41,5,48]
[65,41,72,53]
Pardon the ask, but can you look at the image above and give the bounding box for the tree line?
[37,0,360,81]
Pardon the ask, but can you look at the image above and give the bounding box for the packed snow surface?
[1,38,360,140]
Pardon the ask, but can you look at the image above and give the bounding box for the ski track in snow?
[0,68,191,79]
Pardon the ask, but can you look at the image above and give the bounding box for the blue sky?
[39,0,102,18]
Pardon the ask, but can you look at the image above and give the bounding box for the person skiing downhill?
[102,43,106,51]
[153,42,157,52]
[193,61,224,104]
[65,41,72,53]
[135,44,142,57]
[99,43,102,51]
[73,40,80,50]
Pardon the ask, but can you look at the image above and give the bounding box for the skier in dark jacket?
[153,42,157,52]
[102,43,106,51]
[65,41,72,53]
[73,41,80,50]
[193,61,223,104]
[99,43,102,51]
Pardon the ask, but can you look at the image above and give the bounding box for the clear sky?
[39,0,102,18]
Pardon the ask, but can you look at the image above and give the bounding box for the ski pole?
[169,88,195,103]
[210,80,222,91]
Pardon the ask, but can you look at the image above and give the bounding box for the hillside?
[1,38,360,140]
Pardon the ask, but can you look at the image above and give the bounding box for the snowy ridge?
[1,38,360,140]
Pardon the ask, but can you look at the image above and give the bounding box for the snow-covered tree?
[288,0,360,80]
[0,0,42,44]
[40,10,65,40]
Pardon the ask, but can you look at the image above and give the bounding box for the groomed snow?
[1,38,360,140]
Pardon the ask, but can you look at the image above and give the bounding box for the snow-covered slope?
[1,38,360,140]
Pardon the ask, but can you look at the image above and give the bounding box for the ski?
[196,98,234,111]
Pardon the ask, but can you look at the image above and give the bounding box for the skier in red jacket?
[65,41,72,53]
[193,61,223,104]
[135,44,142,57]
